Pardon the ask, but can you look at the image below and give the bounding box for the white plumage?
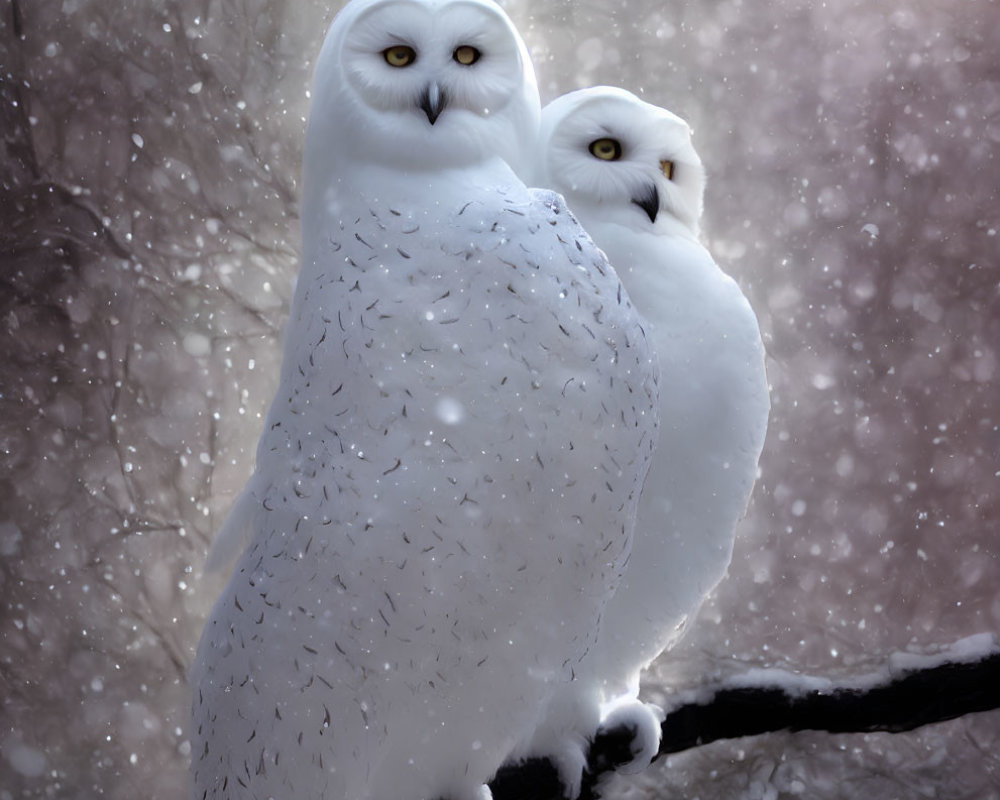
[191,11,658,800]
[510,86,770,790]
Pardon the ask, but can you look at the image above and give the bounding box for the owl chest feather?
[246,188,657,629]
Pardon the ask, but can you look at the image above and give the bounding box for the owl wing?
[202,481,261,571]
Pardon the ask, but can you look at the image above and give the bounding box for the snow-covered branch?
[491,635,1000,800]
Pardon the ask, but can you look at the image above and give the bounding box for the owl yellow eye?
[383,45,416,67]
[453,45,481,65]
[660,159,675,180]
[589,138,622,161]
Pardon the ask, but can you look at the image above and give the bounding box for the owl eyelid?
[588,137,623,161]
[382,44,417,67]
[453,45,481,65]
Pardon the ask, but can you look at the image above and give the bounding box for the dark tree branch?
[490,643,1000,800]
[11,0,23,38]
[653,651,1000,749]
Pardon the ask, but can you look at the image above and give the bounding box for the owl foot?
[595,698,664,775]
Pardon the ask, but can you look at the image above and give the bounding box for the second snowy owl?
[191,7,658,800]
[509,87,770,791]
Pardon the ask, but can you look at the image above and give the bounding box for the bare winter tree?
[1,1,317,795]
[1,0,997,798]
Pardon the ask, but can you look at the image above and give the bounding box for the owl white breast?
[508,86,770,791]
[190,10,659,800]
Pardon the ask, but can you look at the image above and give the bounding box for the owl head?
[533,86,705,236]
[306,0,540,178]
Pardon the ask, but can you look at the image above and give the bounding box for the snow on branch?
[490,634,1000,800]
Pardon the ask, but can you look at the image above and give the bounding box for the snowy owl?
[507,86,770,791]
[191,9,658,800]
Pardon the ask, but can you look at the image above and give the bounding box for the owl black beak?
[419,82,447,125]
[631,184,659,224]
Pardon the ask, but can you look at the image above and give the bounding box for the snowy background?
[1,0,998,797]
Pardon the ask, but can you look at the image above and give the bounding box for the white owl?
[191,11,658,800]
[508,86,770,791]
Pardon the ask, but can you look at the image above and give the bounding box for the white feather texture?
[191,13,659,800]
[510,86,770,791]
[205,0,542,572]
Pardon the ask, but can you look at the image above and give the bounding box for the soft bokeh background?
[2,0,997,797]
